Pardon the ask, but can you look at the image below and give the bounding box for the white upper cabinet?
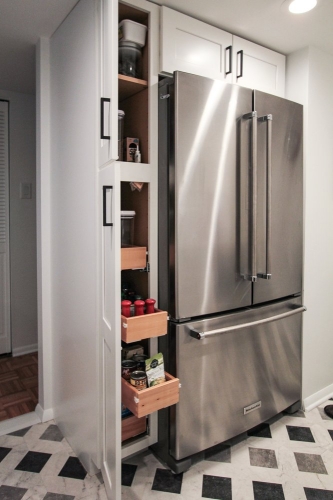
[232,36,285,97]
[160,7,233,82]
[160,7,286,97]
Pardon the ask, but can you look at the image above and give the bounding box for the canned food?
[121,360,137,380]
[132,354,148,371]
[130,370,147,390]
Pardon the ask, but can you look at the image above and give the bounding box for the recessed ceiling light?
[288,0,317,13]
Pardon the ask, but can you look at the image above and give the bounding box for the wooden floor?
[0,352,38,421]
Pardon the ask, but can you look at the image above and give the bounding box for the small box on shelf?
[121,372,180,418]
[121,309,167,342]
[121,246,146,270]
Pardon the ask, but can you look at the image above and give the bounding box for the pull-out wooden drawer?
[122,372,180,418]
[122,414,147,442]
[121,309,167,342]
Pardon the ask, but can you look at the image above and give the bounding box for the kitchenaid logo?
[244,401,262,415]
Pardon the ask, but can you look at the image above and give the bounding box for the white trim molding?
[303,383,333,412]
[35,403,54,423]
[12,343,38,357]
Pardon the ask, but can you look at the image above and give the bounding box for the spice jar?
[145,298,156,314]
[134,299,145,316]
[121,300,132,318]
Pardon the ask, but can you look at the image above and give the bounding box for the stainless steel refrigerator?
[152,71,305,473]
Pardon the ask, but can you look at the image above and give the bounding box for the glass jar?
[119,41,142,79]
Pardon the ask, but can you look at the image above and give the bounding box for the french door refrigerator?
[152,71,305,473]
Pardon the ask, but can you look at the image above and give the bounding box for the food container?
[118,110,125,161]
[130,371,147,390]
[121,210,135,247]
[118,19,147,48]
[121,360,137,380]
[119,41,143,79]
[132,354,148,371]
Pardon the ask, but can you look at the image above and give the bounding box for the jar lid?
[121,210,136,218]
[130,370,147,380]
[118,110,125,117]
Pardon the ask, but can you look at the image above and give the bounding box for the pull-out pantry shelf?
[121,309,167,342]
[122,372,180,418]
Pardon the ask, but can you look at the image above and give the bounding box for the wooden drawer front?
[121,246,146,270]
[121,309,167,342]
[122,414,146,442]
[122,372,180,418]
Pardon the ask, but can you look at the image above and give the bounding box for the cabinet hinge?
[140,262,150,273]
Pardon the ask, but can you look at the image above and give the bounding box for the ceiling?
[0,0,332,95]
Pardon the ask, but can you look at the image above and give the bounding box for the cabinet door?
[99,163,121,500]
[160,6,233,82]
[232,35,285,97]
[99,0,119,166]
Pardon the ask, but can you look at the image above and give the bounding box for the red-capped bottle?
[134,300,145,316]
[145,298,156,314]
[121,300,132,318]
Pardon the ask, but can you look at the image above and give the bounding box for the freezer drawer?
[170,297,303,460]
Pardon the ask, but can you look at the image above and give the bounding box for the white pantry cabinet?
[160,6,286,97]
[160,6,233,82]
[100,0,178,497]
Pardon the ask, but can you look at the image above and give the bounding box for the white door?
[160,6,233,82]
[232,36,286,97]
[99,163,121,500]
[99,0,118,166]
[0,100,11,354]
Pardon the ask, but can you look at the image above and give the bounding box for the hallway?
[0,353,38,421]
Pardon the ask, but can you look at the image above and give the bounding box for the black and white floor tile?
[1,400,333,499]
[122,400,333,500]
[0,421,106,499]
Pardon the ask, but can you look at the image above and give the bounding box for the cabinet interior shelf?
[118,74,148,101]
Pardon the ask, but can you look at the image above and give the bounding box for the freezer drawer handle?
[243,111,258,282]
[258,114,273,280]
[190,306,307,339]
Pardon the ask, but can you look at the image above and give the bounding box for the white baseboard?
[0,411,41,436]
[35,403,54,422]
[303,383,333,412]
[12,343,38,357]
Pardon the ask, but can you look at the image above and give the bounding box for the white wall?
[0,89,37,355]
[286,47,333,410]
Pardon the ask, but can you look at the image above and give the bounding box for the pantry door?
[99,162,121,500]
[0,100,11,355]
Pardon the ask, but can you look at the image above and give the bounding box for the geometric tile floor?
[121,399,333,500]
[0,421,106,499]
[0,399,333,499]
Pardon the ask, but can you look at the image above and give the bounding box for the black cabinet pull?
[101,98,111,140]
[225,45,232,75]
[103,186,113,226]
[237,50,243,79]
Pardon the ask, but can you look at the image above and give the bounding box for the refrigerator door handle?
[258,114,273,280]
[189,306,306,339]
[243,111,258,282]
